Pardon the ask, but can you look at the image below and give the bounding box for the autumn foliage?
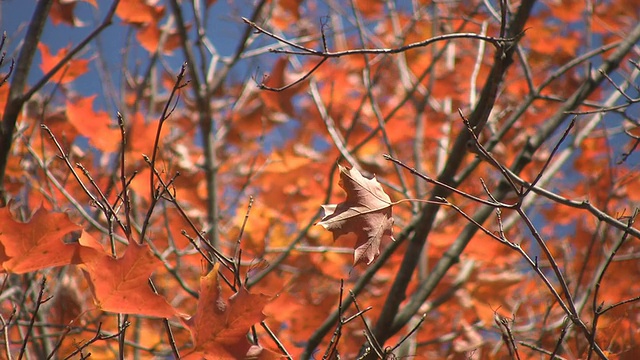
[0,0,640,359]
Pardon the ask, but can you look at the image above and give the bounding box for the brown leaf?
[318,165,394,265]
[49,0,97,26]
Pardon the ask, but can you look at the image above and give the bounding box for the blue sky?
[0,1,262,110]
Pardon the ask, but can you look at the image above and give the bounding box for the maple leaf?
[136,22,183,55]
[77,234,176,318]
[260,57,303,117]
[38,43,89,84]
[318,164,395,266]
[65,95,120,152]
[0,207,82,274]
[182,263,273,360]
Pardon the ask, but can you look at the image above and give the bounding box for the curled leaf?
[318,165,394,265]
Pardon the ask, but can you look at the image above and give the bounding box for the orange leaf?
[260,58,302,118]
[271,0,303,30]
[318,165,395,265]
[354,0,385,18]
[38,43,89,84]
[136,22,182,55]
[116,0,164,25]
[548,0,584,22]
[278,0,302,19]
[65,95,120,152]
[126,111,163,155]
[183,263,270,359]
[78,237,176,318]
[0,207,82,274]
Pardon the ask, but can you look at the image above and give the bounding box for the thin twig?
[62,323,129,360]
[148,280,180,359]
[0,310,14,360]
[260,321,293,360]
[384,154,513,208]
[117,112,132,241]
[18,277,48,360]
[520,118,575,198]
[244,18,520,57]
[258,57,327,92]
[143,156,233,271]
[40,125,103,212]
[148,62,188,202]
[25,0,121,100]
[46,322,75,360]
[76,163,128,235]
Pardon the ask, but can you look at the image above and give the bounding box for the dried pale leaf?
[318,165,394,265]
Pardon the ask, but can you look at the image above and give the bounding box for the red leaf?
[318,165,395,265]
[0,207,82,273]
[260,58,303,118]
[77,235,176,318]
[38,43,89,84]
[183,263,270,359]
[65,95,120,152]
[136,22,183,55]
[116,0,164,25]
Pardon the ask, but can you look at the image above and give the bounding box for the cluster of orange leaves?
[0,205,279,358]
